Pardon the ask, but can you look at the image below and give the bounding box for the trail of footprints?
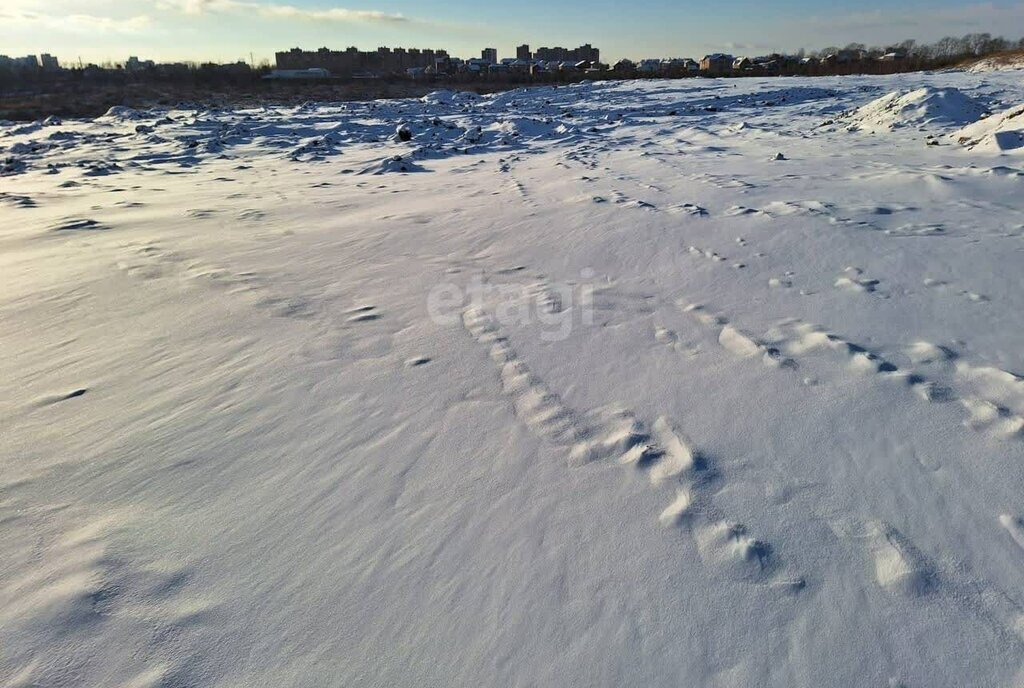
[675,301,1024,440]
[462,304,796,588]
[685,229,992,307]
[115,243,320,321]
[834,516,1024,643]
[658,300,1024,637]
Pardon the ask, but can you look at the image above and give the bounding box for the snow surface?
[967,54,1024,73]
[3,71,1024,687]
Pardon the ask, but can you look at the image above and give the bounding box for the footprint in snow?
[35,388,88,407]
[347,306,380,323]
[0,193,36,208]
[50,218,105,232]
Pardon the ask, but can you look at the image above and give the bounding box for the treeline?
[808,33,1024,63]
[610,33,1024,80]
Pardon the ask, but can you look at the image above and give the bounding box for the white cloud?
[162,0,410,23]
[259,5,408,23]
[0,9,153,34]
[1,0,415,34]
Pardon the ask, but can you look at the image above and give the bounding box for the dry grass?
[957,49,1024,70]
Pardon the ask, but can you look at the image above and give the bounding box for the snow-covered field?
[2,70,1024,687]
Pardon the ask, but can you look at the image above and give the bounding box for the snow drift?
[966,53,1024,73]
[954,102,1024,152]
[844,87,987,132]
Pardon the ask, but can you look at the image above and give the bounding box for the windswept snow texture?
[3,72,1024,687]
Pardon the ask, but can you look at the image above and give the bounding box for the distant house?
[700,53,734,74]
[733,56,752,71]
[824,49,865,66]
[655,58,698,74]
[637,59,660,74]
[879,49,908,62]
[751,53,793,73]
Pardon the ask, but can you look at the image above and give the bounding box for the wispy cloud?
[721,41,775,52]
[0,9,153,33]
[165,0,410,23]
[3,0,419,32]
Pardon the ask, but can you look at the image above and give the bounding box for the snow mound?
[288,132,344,161]
[358,155,425,175]
[1,156,26,175]
[966,54,1024,73]
[845,87,987,132]
[99,106,144,121]
[485,117,579,143]
[953,103,1024,152]
[420,90,479,106]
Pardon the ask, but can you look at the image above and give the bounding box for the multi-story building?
[516,44,532,61]
[533,44,599,63]
[3,55,40,70]
[534,46,562,61]
[126,56,156,71]
[576,44,599,62]
[276,46,449,77]
[481,48,497,64]
[40,54,59,71]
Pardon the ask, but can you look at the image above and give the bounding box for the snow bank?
[420,90,480,106]
[966,54,1024,73]
[844,87,987,132]
[485,117,578,143]
[953,103,1024,152]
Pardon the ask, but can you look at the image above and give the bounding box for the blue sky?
[2,0,1023,64]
